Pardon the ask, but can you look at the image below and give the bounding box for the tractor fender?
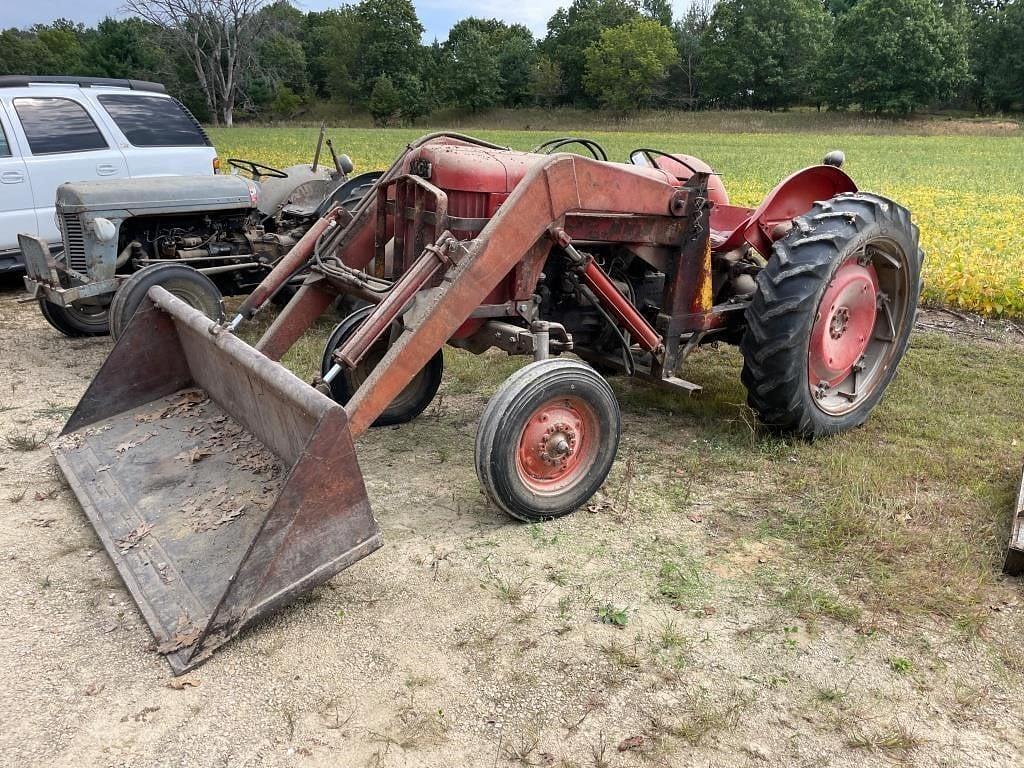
[720,165,857,256]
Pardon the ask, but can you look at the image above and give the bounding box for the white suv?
[0,76,217,274]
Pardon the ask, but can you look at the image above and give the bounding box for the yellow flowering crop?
[210,126,1024,317]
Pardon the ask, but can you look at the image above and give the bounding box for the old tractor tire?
[109,263,224,341]
[38,299,110,337]
[740,193,922,438]
[475,359,621,522]
[320,306,443,426]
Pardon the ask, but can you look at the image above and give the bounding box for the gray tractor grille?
[61,214,88,272]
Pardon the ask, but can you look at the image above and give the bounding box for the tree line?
[0,0,1022,125]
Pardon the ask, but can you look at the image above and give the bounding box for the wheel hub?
[518,399,592,489]
[808,259,879,388]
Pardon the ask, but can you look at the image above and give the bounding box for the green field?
[209,124,1024,317]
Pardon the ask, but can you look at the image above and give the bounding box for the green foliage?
[700,0,833,110]
[595,603,629,626]
[970,0,1024,111]
[584,17,676,111]
[543,0,641,105]
[352,0,424,96]
[270,86,303,118]
[368,74,401,126]
[830,0,969,113]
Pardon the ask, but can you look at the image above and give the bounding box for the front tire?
[740,193,922,438]
[109,263,224,340]
[38,299,109,337]
[320,306,443,426]
[475,359,621,522]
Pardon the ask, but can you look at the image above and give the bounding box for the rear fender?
[718,165,857,256]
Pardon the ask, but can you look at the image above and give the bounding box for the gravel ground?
[1,279,1022,767]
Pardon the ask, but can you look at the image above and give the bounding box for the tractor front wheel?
[740,193,922,438]
[476,359,621,521]
[109,263,224,341]
[320,306,443,426]
[38,299,110,337]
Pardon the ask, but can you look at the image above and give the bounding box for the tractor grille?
[446,190,490,237]
[61,213,88,272]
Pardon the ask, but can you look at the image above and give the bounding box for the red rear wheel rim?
[808,259,879,390]
[516,396,599,494]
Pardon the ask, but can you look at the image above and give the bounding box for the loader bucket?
[1007,465,1024,575]
[54,286,381,674]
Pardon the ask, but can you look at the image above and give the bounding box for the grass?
[4,431,50,451]
[209,118,1024,316]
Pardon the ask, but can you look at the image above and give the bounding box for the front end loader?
[55,133,923,672]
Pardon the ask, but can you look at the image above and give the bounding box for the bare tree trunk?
[121,0,267,127]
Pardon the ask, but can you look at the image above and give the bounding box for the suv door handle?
[96,163,119,176]
[1,171,24,184]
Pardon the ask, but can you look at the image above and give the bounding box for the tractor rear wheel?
[109,263,224,341]
[38,299,109,337]
[475,359,620,521]
[740,193,922,438]
[320,306,443,426]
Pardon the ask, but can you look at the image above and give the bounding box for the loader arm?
[345,153,689,436]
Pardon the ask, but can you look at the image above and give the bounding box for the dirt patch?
[0,282,1022,767]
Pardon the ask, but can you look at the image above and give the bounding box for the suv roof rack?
[0,76,167,93]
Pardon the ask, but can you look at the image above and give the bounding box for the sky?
[4,0,694,42]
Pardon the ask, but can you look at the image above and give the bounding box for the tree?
[444,18,537,108]
[351,0,424,97]
[542,0,641,104]
[532,54,566,106]
[700,0,832,110]
[368,73,401,125]
[830,0,969,113]
[972,0,1024,111]
[672,0,714,103]
[122,0,272,125]
[584,17,677,111]
[443,25,502,111]
[642,0,673,26]
[84,18,170,81]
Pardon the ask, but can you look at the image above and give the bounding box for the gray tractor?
[21,132,380,337]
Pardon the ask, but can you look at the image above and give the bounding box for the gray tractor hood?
[57,175,259,216]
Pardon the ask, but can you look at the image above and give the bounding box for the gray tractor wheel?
[38,299,110,337]
[109,263,224,340]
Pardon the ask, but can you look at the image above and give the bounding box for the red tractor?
[56,133,921,671]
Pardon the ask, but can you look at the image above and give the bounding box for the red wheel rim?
[516,396,599,494]
[808,259,879,390]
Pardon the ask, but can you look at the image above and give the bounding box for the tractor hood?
[56,175,259,216]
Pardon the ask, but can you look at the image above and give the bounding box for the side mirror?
[823,150,845,168]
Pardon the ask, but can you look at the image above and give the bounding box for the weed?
[5,431,50,451]
[33,402,74,420]
[778,580,860,623]
[370,707,447,751]
[656,556,707,609]
[600,639,642,669]
[482,567,530,606]
[502,730,540,765]
[887,656,914,674]
[846,721,921,755]
[594,603,629,628]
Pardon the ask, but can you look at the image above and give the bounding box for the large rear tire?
[38,299,109,337]
[475,359,621,522]
[740,193,922,438]
[320,306,443,426]
[109,263,224,340]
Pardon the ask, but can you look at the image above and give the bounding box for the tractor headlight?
[92,217,117,244]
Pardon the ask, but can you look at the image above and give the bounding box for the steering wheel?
[531,137,608,161]
[226,158,288,181]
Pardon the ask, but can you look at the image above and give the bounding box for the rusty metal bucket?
[54,286,381,674]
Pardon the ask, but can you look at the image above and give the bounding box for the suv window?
[14,97,109,154]
[0,120,9,157]
[98,94,210,147]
